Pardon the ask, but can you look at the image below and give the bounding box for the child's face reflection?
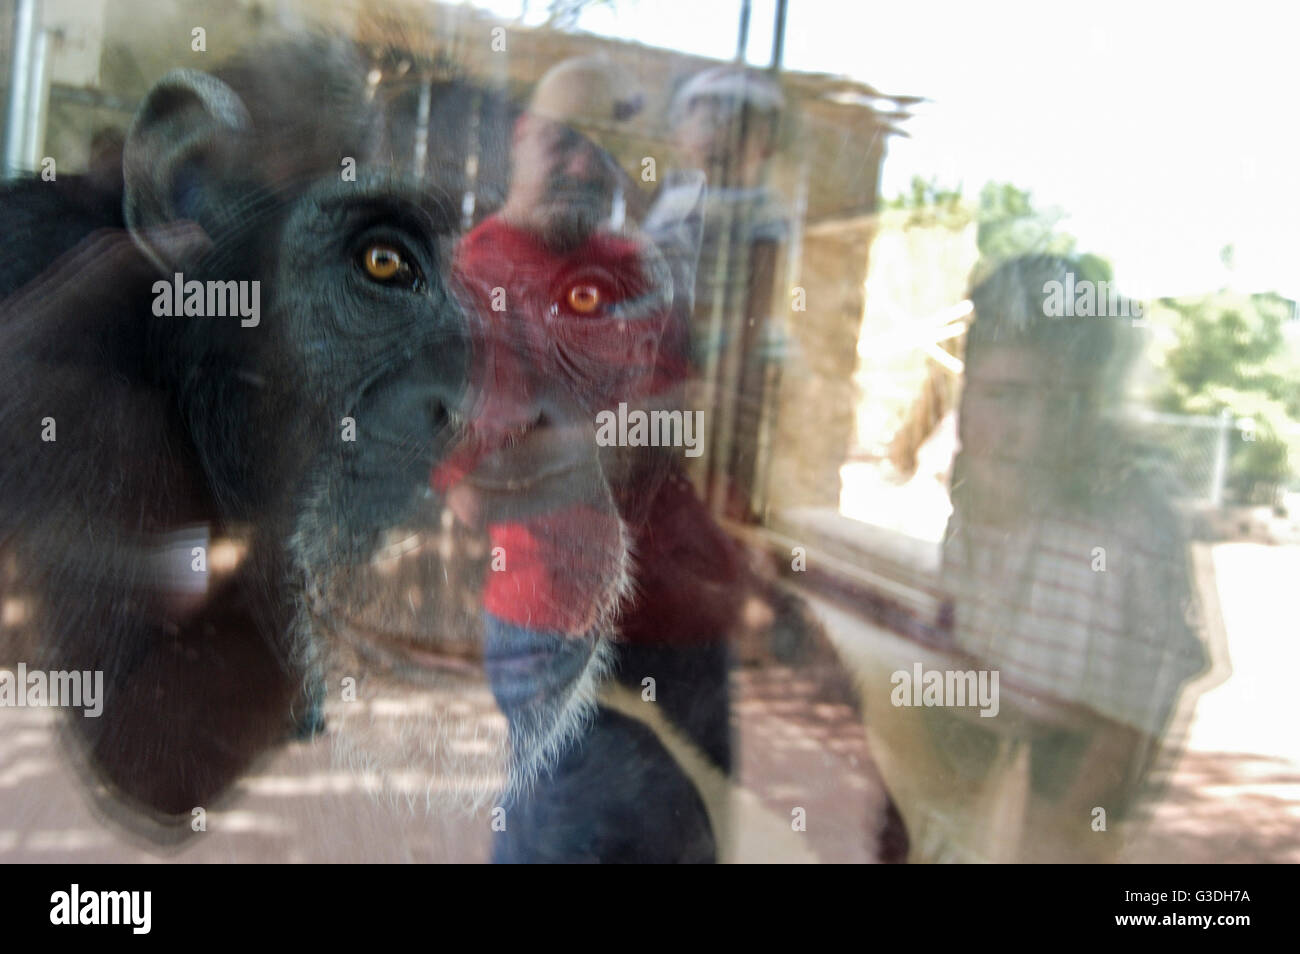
[958,345,1089,495]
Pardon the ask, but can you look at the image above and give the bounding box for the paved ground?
[730,665,887,863]
[2,542,1293,863]
[1121,543,1300,863]
[816,541,1300,863]
[0,660,889,863]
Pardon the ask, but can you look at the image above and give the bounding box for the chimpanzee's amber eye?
[567,283,602,314]
[361,243,412,285]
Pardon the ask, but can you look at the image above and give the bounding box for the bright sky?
[474,0,1300,300]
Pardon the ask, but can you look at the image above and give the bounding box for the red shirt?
[438,216,683,633]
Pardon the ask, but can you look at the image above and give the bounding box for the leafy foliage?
[1152,289,1300,503]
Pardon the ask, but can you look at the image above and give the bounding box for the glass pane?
[0,0,1294,869]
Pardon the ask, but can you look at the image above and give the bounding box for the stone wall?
[765,219,875,514]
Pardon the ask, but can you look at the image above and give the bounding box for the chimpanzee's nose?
[461,303,584,451]
[465,347,546,450]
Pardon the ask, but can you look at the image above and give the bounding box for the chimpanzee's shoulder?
[0,173,123,228]
[0,175,124,297]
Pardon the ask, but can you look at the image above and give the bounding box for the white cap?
[669,66,785,126]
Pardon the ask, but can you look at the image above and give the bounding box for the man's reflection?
[643,66,788,521]
[440,55,737,862]
[497,65,625,251]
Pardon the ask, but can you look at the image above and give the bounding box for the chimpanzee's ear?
[123,69,251,273]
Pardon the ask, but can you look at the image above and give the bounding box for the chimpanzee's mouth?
[462,427,595,495]
[464,460,580,493]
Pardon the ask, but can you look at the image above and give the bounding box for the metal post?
[769,0,788,73]
[1210,407,1232,508]
[23,25,51,171]
[412,75,431,179]
[3,0,39,178]
[735,0,751,63]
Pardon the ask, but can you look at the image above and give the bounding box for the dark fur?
[0,40,471,829]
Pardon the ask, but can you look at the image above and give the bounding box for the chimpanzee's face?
[257,175,618,806]
[263,185,675,803]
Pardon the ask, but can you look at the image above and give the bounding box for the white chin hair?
[292,515,633,817]
[318,637,614,816]
[504,635,614,797]
[321,666,511,816]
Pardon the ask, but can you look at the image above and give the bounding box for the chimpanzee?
[0,37,633,840]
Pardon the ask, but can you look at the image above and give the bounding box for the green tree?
[1152,289,1300,504]
[969,181,1120,284]
[884,175,970,229]
[887,178,1109,282]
